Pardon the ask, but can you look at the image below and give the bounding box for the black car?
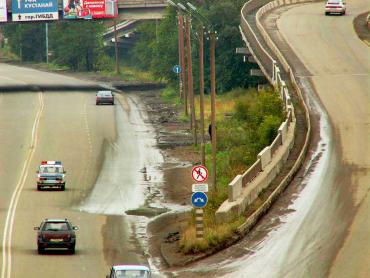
[34,219,78,254]
[96,90,114,105]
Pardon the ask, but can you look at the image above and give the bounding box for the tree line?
[1,21,105,71]
[129,0,263,92]
[1,0,264,90]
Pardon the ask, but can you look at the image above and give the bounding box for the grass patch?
[179,216,244,254]
[180,87,285,254]
[99,66,156,83]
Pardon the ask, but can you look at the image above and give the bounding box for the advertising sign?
[0,0,7,22]
[63,0,118,19]
[12,0,59,22]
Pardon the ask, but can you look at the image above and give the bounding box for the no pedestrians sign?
[191,165,208,183]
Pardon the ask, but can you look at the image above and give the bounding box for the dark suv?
[34,219,78,254]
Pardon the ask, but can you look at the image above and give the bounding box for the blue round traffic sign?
[191,192,208,208]
[173,65,181,74]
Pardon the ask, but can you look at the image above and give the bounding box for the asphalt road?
[277,1,370,277]
[0,64,151,277]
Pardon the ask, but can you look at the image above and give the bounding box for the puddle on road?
[79,94,164,215]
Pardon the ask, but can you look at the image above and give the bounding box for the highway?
[168,0,369,277]
[0,64,159,277]
[277,1,370,277]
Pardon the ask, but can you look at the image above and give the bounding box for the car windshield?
[98,91,112,97]
[43,222,70,231]
[40,166,63,174]
[115,270,149,278]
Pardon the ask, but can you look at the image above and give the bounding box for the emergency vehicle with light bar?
[36,161,66,191]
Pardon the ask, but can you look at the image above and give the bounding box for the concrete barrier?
[228,175,243,202]
[258,147,272,170]
[215,0,312,225]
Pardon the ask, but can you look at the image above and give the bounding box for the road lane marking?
[1,92,44,278]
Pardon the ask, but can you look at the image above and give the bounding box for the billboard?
[63,0,118,19]
[0,0,7,22]
[12,0,59,21]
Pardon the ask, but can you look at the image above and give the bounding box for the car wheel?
[325,12,329,15]
[61,184,65,191]
[37,185,42,191]
[70,246,75,254]
[342,11,346,15]
[37,246,44,254]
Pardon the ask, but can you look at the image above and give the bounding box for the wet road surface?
[0,64,163,277]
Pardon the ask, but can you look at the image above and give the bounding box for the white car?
[36,161,66,191]
[325,0,346,15]
[106,265,151,278]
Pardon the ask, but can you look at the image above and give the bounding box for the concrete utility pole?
[45,23,49,64]
[177,15,182,99]
[209,31,217,190]
[178,13,187,109]
[198,25,205,165]
[185,16,197,145]
[179,14,188,116]
[113,20,120,74]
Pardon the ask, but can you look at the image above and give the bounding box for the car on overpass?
[325,0,346,15]
[96,90,115,105]
[36,161,66,191]
[106,265,152,278]
[34,218,78,254]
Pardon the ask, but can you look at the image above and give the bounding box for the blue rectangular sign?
[12,0,59,21]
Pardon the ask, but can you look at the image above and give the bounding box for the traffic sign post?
[192,183,208,193]
[191,191,207,240]
[190,165,209,240]
[191,192,208,208]
[191,165,208,183]
[195,209,204,239]
[173,65,181,74]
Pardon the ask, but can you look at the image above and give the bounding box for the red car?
[96,90,115,105]
[35,219,78,254]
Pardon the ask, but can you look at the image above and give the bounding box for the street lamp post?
[198,25,205,165]
[113,20,120,74]
[209,30,217,190]
[185,16,197,145]
[45,23,49,64]
[168,0,188,116]
[187,2,217,188]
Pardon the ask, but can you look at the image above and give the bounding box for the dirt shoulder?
[353,12,370,46]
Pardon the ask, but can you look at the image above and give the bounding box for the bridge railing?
[216,0,312,226]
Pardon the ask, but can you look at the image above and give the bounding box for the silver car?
[96,90,115,105]
[325,0,346,15]
[106,265,151,278]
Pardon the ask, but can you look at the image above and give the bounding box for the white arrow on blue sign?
[173,65,181,74]
[191,192,208,208]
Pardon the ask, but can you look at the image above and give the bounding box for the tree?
[49,21,105,71]
[3,24,46,62]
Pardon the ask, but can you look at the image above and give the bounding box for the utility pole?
[210,31,217,190]
[45,23,49,64]
[113,20,120,74]
[179,14,188,116]
[199,25,205,165]
[185,16,197,145]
